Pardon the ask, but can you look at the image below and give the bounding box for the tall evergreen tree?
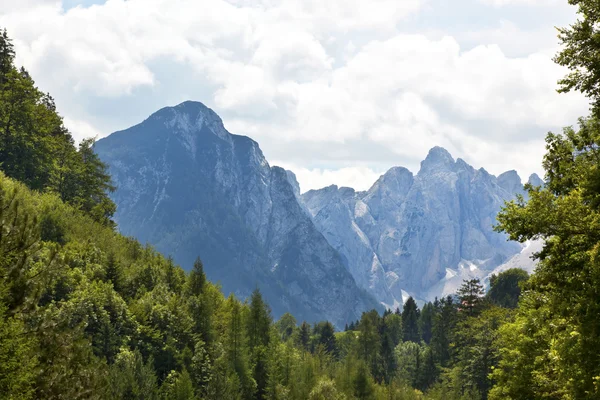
[431,296,457,367]
[316,322,337,356]
[457,279,485,317]
[297,322,311,352]
[105,252,123,293]
[401,297,420,343]
[358,310,381,380]
[419,302,435,344]
[246,288,272,351]
[246,288,272,399]
[188,257,206,297]
[0,29,15,79]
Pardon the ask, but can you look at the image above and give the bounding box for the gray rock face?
[302,147,533,305]
[528,173,544,187]
[94,101,380,327]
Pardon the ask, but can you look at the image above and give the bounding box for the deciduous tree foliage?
[491,116,600,399]
[487,268,529,309]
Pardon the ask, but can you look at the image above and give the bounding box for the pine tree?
[457,279,485,317]
[419,302,435,344]
[246,288,271,351]
[224,295,254,398]
[358,310,381,380]
[381,313,402,383]
[246,288,272,399]
[0,29,14,84]
[297,322,311,352]
[401,297,421,343]
[317,322,337,356]
[105,252,123,293]
[188,257,206,296]
[431,296,456,367]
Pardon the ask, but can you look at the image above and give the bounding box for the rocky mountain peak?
[497,170,522,194]
[455,158,475,173]
[528,173,544,187]
[95,101,380,328]
[383,166,413,181]
[367,167,414,202]
[151,101,230,142]
[419,146,455,173]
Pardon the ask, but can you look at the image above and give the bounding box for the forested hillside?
[3,0,600,398]
[0,165,530,399]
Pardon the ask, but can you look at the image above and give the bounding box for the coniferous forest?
[3,0,600,398]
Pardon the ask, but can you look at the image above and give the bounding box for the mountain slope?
[95,101,379,326]
[302,147,542,305]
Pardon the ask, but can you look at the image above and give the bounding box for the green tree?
[0,29,115,225]
[419,302,435,344]
[490,116,600,398]
[188,257,206,296]
[381,312,402,383]
[108,348,158,400]
[275,312,297,342]
[0,28,15,78]
[454,307,508,399]
[314,321,337,356]
[247,288,272,351]
[160,369,194,400]
[431,296,456,367]
[246,288,272,399]
[395,341,424,388]
[352,361,375,400]
[105,252,123,294]
[309,378,346,400]
[402,297,421,343]
[187,259,214,346]
[224,295,255,399]
[487,268,529,309]
[0,301,37,400]
[297,321,311,352]
[555,0,600,115]
[457,279,485,317]
[357,310,381,380]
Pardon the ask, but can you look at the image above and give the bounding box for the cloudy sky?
[0,0,590,191]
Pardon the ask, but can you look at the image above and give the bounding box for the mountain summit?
[95,101,380,327]
[302,147,535,306]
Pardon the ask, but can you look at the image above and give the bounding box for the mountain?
[94,101,380,327]
[302,147,542,306]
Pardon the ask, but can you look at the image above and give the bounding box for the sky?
[0,0,590,192]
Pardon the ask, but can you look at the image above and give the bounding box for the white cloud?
[478,0,561,6]
[63,116,105,143]
[0,0,59,12]
[0,0,588,191]
[274,162,385,192]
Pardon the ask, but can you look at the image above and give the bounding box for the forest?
[3,0,600,398]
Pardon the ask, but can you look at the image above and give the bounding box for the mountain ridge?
[95,100,381,327]
[96,99,541,317]
[302,147,541,306]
